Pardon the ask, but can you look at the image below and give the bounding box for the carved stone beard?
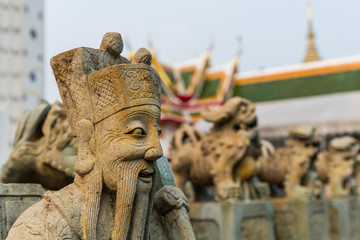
[112,160,154,240]
[81,159,155,240]
[127,169,156,240]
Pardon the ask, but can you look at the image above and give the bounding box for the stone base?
[273,199,330,240]
[348,198,360,240]
[189,201,275,240]
[0,184,45,239]
[329,198,360,240]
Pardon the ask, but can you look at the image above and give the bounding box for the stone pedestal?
[348,198,360,240]
[273,199,330,240]
[189,201,275,240]
[329,198,360,240]
[0,184,45,239]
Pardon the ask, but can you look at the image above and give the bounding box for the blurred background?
[1,0,360,164]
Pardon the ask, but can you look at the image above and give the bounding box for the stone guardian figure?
[7,33,195,240]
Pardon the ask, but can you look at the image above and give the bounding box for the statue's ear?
[75,119,96,176]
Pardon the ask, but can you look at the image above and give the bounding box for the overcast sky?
[44,0,360,102]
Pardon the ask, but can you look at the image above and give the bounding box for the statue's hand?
[154,185,189,214]
[151,186,195,240]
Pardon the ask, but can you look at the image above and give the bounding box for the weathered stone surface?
[348,198,360,239]
[155,155,176,190]
[273,199,330,240]
[1,103,176,192]
[152,186,195,240]
[191,219,219,240]
[0,184,45,240]
[189,201,275,240]
[170,97,270,201]
[315,136,358,198]
[7,32,195,240]
[1,101,76,190]
[329,198,360,240]
[258,125,320,200]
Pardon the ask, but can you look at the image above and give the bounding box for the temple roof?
[158,53,360,124]
[125,2,357,125]
[153,51,239,124]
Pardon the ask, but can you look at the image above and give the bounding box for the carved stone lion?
[257,125,320,200]
[169,97,269,201]
[315,136,359,198]
[1,101,76,189]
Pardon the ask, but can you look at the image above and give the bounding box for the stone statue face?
[331,151,354,179]
[94,104,163,191]
[293,140,318,161]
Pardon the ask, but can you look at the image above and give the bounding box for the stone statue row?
[7,93,357,203]
[170,97,360,203]
[0,32,359,239]
[168,97,360,240]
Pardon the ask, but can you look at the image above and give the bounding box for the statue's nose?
[144,146,163,161]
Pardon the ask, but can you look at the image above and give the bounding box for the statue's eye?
[233,124,241,131]
[247,118,257,129]
[126,128,146,136]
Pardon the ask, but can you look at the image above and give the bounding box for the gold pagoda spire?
[303,0,321,62]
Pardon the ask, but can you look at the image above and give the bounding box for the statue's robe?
[7,198,79,239]
[7,158,194,240]
[6,183,115,240]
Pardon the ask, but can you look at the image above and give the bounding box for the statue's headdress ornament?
[289,125,319,144]
[50,33,161,136]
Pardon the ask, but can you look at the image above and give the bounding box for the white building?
[0,0,44,165]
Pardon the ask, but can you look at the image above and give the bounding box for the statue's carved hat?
[50,33,161,136]
[289,125,319,144]
[88,64,161,123]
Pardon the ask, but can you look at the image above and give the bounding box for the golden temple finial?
[235,35,243,58]
[303,0,321,63]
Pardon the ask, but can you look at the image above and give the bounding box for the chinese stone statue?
[7,32,195,240]
[1,100,76,189]
[315,136,358,198]
[169,97,269,201]
[258,125,320,200]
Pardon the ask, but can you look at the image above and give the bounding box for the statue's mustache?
[110,158,152,171]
